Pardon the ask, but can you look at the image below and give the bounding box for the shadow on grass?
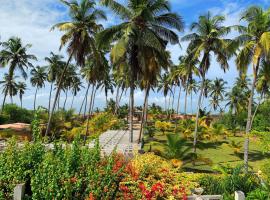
[234,150,270,161]
[196,140,229,150]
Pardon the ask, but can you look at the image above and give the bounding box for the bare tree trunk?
[63,90,68,110]
[90,86,97,115]
[138,84,150,143]
[79,83,90,116]
[170,85,176,119]
[70,95,75,110]
[84,84,95,144]
[176,85,182,114]
[191,92,193,114]
[20,97,22,109]
[45,53,73,137]
[48,82,53,113]
[244,62,259,171]
[58,91,61,110]
[184,87,188,115]
[114,86,120,115]
[193,78,204,153]
[1,93,7,114]
[130,85,134,142]
[34,86,38,110]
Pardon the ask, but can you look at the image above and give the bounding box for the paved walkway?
[88,129,141,157]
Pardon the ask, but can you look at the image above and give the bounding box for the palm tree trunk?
[114,86,120,115]
[58,91,61,110]
[20,96,22,109]
[184,87,188,115]
[176,85,181,114]
[170,86,176,119]
[70,95,75,110]
[48,82,53,113]
[193,78,204,153]
[244,62,259,171]
[79,82,90,116]
[63,90,68,110]
[1,93,7,114]
[34,86,38,110]
[191,92,193,114]
[10,96,13,104]
[84,84,95,144]
[90,86,97,115]
[45,53,73,137]
[83,89,89,118]
[129,85,134,142]
[138,84,150,143]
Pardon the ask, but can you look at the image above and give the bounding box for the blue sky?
[0,0,269,113]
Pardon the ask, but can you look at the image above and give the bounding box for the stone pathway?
[88,129,141,157]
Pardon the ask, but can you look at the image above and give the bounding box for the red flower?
[88,193,95,200]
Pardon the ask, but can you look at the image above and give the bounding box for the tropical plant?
[30,66,47,110]
[98,0,183,142]
[182,12,234,153]
[209,78,227,111]
[0,73,18,112]
[235,6,270,170]
[46,0,106,136]
[16,82,27,108]
[0,37,37,79]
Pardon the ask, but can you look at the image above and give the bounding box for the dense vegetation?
[0,0,270,199]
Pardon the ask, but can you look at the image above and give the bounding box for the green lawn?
[143,132,270,173]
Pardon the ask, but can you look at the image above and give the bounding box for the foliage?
[117,153,198,199]
[252,100,270,131]
[0,104,33,124]
[164,134,193,162]
[155,121,172,135]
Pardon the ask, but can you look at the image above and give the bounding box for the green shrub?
[1,104,33,124]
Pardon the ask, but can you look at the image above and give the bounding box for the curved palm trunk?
[48,82,53,113]
[57,91,61,110]
[176,85,182,114]
[244,61,259,171]
[83,89,89,117]
[34,86,38,110]
[1,93,8,114]
[138,84,150,143]
[45,53,73,137]
[193,78,204,153]
[84,84,96,144]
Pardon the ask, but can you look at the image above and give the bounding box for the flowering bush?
[116,153,199,199]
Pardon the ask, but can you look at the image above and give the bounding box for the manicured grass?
[143,131,270,172]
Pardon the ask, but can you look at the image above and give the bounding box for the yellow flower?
[171,159,183,168]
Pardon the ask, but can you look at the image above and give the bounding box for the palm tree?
[98,0,183,142]
[17,82,27,108]
[45,52,65,113]
[209,78,227,111]
[182,12,234,153]
[0,37,37,79]
[70,76,84,110]
[235,6,270,170]
[0,74,18,111]
[46,0,106,136]
[30,66,47,110]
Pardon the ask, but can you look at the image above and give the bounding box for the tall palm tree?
[0,74,18,111]
[209,78,227,111]
[46,0,106,136]
[98,0,183,142]
[45,52,65,112]
[235,6,270,170]
[0,37,37,79]
[17,82,27,108]
[30,66,47,110]
[182,12,234,153]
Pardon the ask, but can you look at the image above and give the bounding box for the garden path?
[88,129,141,157]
